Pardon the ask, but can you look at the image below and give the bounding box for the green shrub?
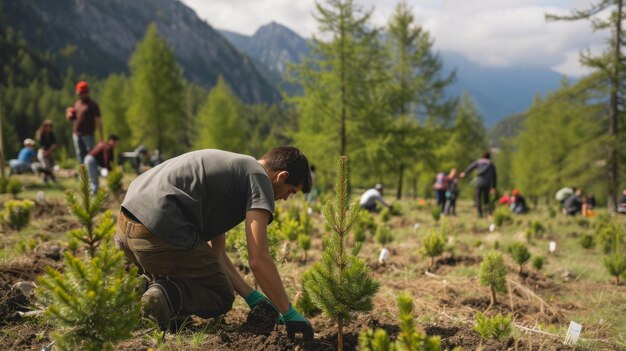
[379,207,391,222]
[493,207,512,227]
[16,237,38,253]
[298,233,311,263]
[279,216,300,241]
[353,225,367,243]
[1,199,35,230]
[389,203,401,216]
[509,242,531,274]
[595,221,624,254]
[431,207,442,222]
[548,207,557,218]
[420,231,446,269]
[360,210,377,233]
[604,253,626,285]
[359,292,442,351]
[530,221,545,237]
[106,167,123,194]
[0,177,8,193]
[7,179,22,198]
[532,256,544,270]
[479,251,507,306]
[375,225,393,246]
[474,312,512,340]
[577,218,590,228]
[579,234,595,250]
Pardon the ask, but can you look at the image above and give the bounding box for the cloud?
[180,0,609,76]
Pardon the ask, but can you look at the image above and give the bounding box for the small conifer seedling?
[1,199,34,230]
[532,256,544,271]
[66,166,111,257]
[37,163,141,350]
[420,230,446,270]
[359,292,442,351]
[298,233,311,263]
[474,312,512,340]
[479,251,507,307]
[509,242,531,274]
[106,166,124,197]
[302,156,379,351]
[374,225,393,247]
[7,178,22,199]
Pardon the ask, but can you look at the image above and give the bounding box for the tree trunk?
[0,103,5,178]
[396,163,404,199]
[490,285,497,306]
[616,275,620,286]
[430,256,434,270]
[608,0,623,212]
[338,316,344,351]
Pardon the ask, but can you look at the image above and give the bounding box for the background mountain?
[220,22,567,127]
[0,0,280,103]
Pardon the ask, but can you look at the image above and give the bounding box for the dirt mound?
[424,323,516,351]
[31,200,69,219]
[239,301,280,336]
[40,217,80,233]
[0,281,30,325]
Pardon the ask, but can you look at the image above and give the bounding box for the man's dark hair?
[261,146,312,193]
[482,151,491,159]
[108,134,120,141]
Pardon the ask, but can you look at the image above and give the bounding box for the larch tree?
[100,74,131,150]
[547,1,626,210]
[127,23,185,156]
[289,0,382,186]
[384,0,456,198]
[194,76,247,153]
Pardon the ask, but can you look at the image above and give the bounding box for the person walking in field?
[460,151,497,218]
[66,81,103,163]
[443,168,459,216]
[115,146,314,340]
[84,135,120,193]
[432,172,447,212]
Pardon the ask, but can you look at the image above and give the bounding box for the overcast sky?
[180,0,609,77]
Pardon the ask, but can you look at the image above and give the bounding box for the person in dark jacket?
[84,135,120,193]
[564,188,583,216]
[460,151,497,218]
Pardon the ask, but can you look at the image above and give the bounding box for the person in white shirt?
[359,184,390,212]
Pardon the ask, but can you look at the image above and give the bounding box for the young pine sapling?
[420,230,446,270]
[479,251,507,307]
[302,156,380,351]
[37,163,141,350]
[509,242,531,274]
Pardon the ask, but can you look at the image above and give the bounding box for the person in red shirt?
[84,135,120,193]
[66,81,103,163]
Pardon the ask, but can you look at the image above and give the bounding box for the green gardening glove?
[282,305,314,341]
[244,290,272,309]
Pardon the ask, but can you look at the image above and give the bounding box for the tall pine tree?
[100,74,131,150]
[194,76,247,152]
[127,23,185,156]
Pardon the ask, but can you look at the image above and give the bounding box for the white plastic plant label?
[549,241,557,254]
[378,248,390,264]
[489,223,496,232]
[565,321,582,345]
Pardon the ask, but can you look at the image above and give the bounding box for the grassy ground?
[1,172,625,350]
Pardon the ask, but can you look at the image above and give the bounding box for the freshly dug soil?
[31,200,69,219]
[0,281,30,325]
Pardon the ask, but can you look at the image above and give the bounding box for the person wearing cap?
[114,147,314,340]
[9,139,39,174]
[84,135,120,193]
[66,81,103,163]
[359,184,390,213]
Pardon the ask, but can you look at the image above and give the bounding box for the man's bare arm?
[246,209,290,313]
[210,234,254,299]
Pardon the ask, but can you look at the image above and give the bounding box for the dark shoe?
[141,283,175,330]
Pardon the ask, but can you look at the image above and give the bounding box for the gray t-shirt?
[122,149,275,249]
